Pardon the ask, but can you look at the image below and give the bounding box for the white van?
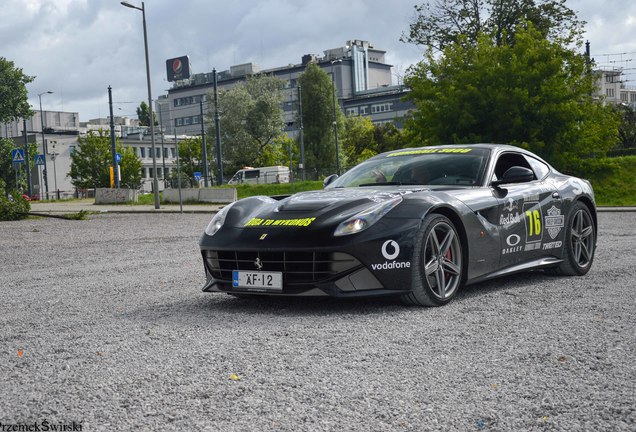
[227,166,290,185]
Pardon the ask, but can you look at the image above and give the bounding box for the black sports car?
[199,144,597,306]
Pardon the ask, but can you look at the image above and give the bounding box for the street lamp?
[328,70,341,175]
[38,91,53,200]
[121,0,160,209]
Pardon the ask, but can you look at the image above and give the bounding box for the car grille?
[203,250,361,285]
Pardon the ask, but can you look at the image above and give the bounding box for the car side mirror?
[492,166,534,187]
[323,174,339,188]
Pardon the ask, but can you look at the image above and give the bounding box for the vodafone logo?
[381,240,400,260]
[372,240,410,271]
[173,59,182,74]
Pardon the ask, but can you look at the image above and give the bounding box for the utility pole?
[213,68,223,185]
[200,99,209,187]
[23,119,32,197]
[108,86,119,188]
[297,85,305,181]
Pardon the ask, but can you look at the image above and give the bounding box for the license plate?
[232,270,283,291]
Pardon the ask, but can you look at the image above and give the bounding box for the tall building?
[162,40,412,136]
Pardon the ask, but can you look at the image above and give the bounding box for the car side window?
[244,170,259,179]
[492,152,535,182]
[524,156,550,180]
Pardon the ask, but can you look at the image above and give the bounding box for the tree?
[617,104,636,150]
[206,74,287,176]
[69,129,142,189]
[119,146,143,189]
[0,138,38,192]
[404,24,619,167]
[401,0,584,50]
[374,122,410,154]
[0,57,34,123]
[341,117,410,167]
[136,101,157,127]
[296,63,345,173]
[342,116,376,166]
[176,136,204,186]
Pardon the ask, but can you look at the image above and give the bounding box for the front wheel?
[548,201,596,276]
[402,214,464,307]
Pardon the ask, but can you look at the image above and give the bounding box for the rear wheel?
[548,201,596,276]
[402,214,464,306]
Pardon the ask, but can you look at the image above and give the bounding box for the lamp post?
[328,69,341,175]
[38,91,53,200]
[121,0,160,209]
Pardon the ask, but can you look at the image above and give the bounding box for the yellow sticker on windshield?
[387,148,473,157]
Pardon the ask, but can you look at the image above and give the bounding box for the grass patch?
[583,156,636,206]
[137,192,162,205]
[216,181,324,199]
[62,209,90,220]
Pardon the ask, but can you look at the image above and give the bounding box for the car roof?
[374,143,537,159]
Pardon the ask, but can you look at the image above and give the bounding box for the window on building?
[140,147,146,158]
[171,147,176,158]
[141,167,147,178]
[346,107,359,116]
[360,106,369,115]
[149,168,154,178]
[148,147,153,158]
[371,103,393,114]
[176,118,183,126]
[621,92,628,101]
[184,117,192,125]
[163,148,168,158]
[631,93,636,103]
[606,88,615,97]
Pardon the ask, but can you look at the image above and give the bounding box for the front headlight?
[204,202,235,236]
[334,196,402,236]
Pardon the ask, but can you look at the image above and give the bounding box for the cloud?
[2,0,634,121]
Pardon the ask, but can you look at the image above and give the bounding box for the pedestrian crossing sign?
[11,149,25,163]
[35,154,45,165]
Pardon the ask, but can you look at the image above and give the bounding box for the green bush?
[0,179,30,221]
[560,157,621,179]
[582,156,636,206]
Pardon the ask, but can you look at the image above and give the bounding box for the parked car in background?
[227,166,290,185]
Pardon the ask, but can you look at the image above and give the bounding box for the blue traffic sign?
[11,149,25,163]
[193,171,202,181]
[34,154,45,166]
[116,153,121,163]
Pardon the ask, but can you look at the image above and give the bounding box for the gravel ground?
[0,212,634,431]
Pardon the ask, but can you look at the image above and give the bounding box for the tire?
[548,201,596,276]
[402,214,464,306]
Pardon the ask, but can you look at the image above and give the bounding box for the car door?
[491,152,560,268]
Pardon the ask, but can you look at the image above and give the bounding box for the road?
[0,212,634,431]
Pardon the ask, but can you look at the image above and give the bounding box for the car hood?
[225,187,426,229]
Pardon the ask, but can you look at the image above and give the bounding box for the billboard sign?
[166,56,190,82]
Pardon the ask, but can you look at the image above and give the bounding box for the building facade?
[592,68,636,108]
[162,40,409,137]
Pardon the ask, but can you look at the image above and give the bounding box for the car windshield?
[328,147,490,188]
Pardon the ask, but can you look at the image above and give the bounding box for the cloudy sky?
[2,0,635,122]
